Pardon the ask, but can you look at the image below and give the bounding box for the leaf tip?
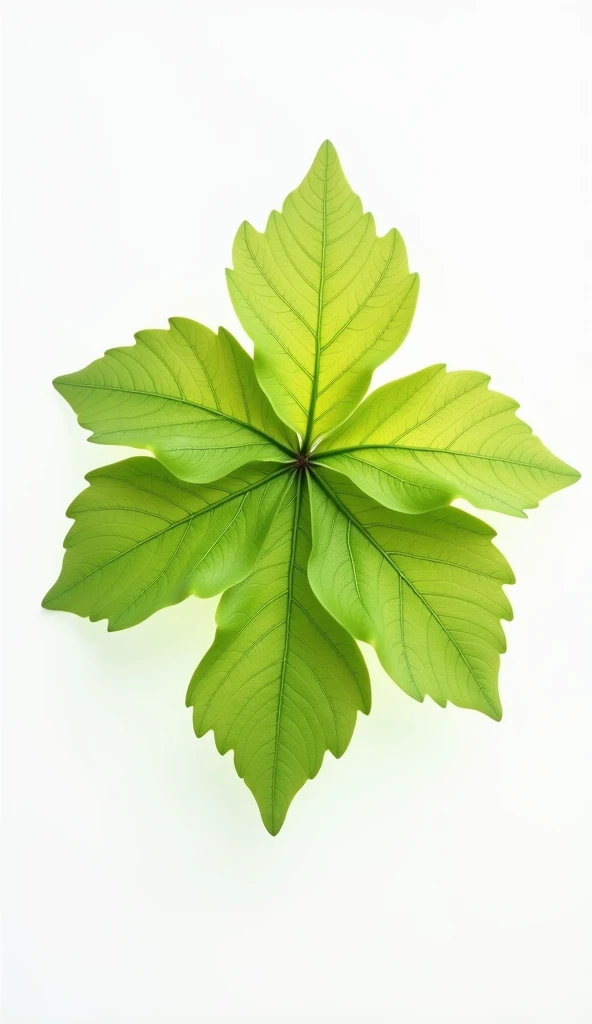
[482,698,503,722]
[257,794,288,836]
[217,324,233,343]
[262,807,287,836]
[314,139,339,167]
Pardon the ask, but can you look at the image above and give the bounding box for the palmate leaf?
[307,468,514,720]
[227,140,419,445]
[315,364,580,516]
[43,459,289,630]
[53,318,296,482]
[44,140,580,834]
[186,474,370,835]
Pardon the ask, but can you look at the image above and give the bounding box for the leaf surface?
[43,459,288,630]
[308,468,514,720]
[42,140,582,835]
[54,318,296,482]
[187,474,370,834]
[315,365,580,515]
[227,141,419,443]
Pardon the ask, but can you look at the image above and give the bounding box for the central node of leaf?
[295,452,310,471]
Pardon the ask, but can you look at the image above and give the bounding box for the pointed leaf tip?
[318,138,336,156]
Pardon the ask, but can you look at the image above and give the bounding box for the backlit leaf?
[43,141,580,833]
[54,318,297,483]
[187,474,370,834]
[227,140,419,444]
[316,364,580,516]
[307,468,514,720]
[43,459,288,630]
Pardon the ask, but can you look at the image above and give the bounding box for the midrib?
[56,380,294,456]
[316,443,574,474]
[303,153,328,449]
[269,473,302,831]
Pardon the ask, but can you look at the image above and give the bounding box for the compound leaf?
[315,364,580,516]
[42,140,581,834]
[43,459,288,630]
[308,468,514,720]
[227,140,419,444]
[187,473,370,834]
[54,318,297,483]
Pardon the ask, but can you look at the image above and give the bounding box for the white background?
[3,1,591,1021]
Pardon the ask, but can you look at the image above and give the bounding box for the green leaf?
[43,140,581,834]
[307,468,514,720]
[227,140,419,445]
[187,473,371,835]
[43,459,289,630]
[315,365,581,516]
[54,318,297,482]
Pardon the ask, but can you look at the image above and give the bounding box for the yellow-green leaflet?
[315,365,580,516]
[44,142,580,832]
[308,469,514,721]
[53,319,296,483]
[228,141,419,444]
[187,476,370,835]
[43,460,289,630]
